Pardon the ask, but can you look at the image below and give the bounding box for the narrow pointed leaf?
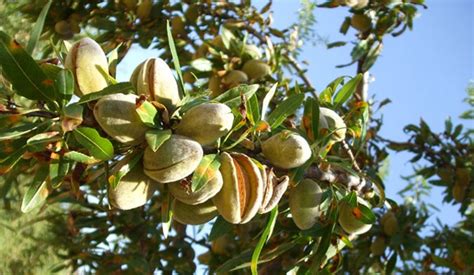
[333,74,362,108]
[251,206,278,275]
[146,129,172,152]
[26,0,53,54]
[0,31,56,102]
[73,127,114,161]
[76,82,134,104]
[21,166,49,213]
[166,20,186,97]
[214,84,259,108]
[267,93,305,129]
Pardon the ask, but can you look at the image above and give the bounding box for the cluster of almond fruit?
[64,37,372,235]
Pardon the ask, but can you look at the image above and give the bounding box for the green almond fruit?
[130,58,180,111]
[222,70,248,88]
[169,171,223,205]
[381,211,399,236]
[351,14,371,32]
[93,93,149,145]
[176,103,234,146]
[370,236,386,256]
[172,199,218,225]
[261,131,312,169]
[143,135,203,183]
[213,152,264,224]
[338,197,373,235]
[242,44,262,60]
[289,179,323,230]
[319,107,347,142]
[108,164,156,210]
[242,59,271,80]
[65,37,109,97]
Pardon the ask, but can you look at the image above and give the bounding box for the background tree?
[0,0,472,274]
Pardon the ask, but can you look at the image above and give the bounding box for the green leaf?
[50,156,70,188]
[76,82,134,104]
[357,202,376,224]
[166,20,186,97]
[73,127,114,161]
[327,41,347,49]
[162,187,172,238]
[0,121,48,141]
[108,152,143,189]
[21,166,49,213]
[26,131,61,148]
[0,31,56,102]
[214,84,259,108]
[136,100,158,127]
[63,151,99,164]
[209,216,233,241]
[0,146,26,175]
[246,94,260,126]
[55,69,74,105]
[319,87,333,104]
[309,224,335,272]
[251,207,278,275]
[267,93,305,129]
[145,129,172,152]
[190,58,213,72]
[386,252,397,274]
[333,74,362,108]
[302,97,320,142]
[342,191,357,208]
[26,0,52,54]
[261,83,277,120]
[191,154,221,192]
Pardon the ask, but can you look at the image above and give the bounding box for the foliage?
[0,0,472,274]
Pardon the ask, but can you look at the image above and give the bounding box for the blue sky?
[118,0,473,226]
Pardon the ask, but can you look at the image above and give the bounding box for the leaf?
[342,191,357,208]
[61,104,83,132]
[0,31,56,102]
[26,0,52,54]
[261,83,277,120]
[73,127,114,161]
[0,146,26,175]
[302,97,320,142]
[145,129,172,152]
[214,84,259,108]
[26,131,60,147]
[55,69,74,105]
[356,203,376,224]
[191,154,221,192]
[166,20,186,97]
[49,156,70,188]
[386,252,397,274]
[76,82,134,104]
[21,166,49,213]
[108,152,143,189]
[209,216,233,241]
[190,58,213,72]
[136,100,158,127]
[333,74,362,108]
[0,121,48,141]
[216,242,298,273]
[63,151,100,164]
[162,188,172,238]
[267,93,305,129]
[309,224,335,272]
[246,94,260,126]
[251,207,278,275]
[327,41,347,49]
[319,87,333,104]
